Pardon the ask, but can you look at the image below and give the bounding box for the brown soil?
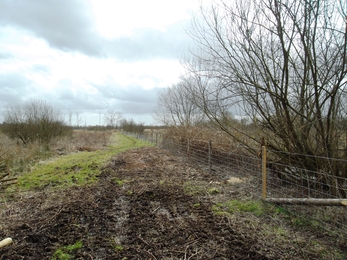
[0,147,345,259]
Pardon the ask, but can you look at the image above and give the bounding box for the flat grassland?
[0,132,345,259]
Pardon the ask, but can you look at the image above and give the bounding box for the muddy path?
[0,147,343,259]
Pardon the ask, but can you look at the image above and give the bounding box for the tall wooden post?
[262,146,267,200]
[208,140,212,174]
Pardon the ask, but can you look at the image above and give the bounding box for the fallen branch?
[0,173,9,180]
[0,177,17,183]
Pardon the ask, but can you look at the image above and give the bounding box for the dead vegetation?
[0,146,345,259]
[0,130,113,177]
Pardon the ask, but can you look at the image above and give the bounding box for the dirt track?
[0,147,344,259]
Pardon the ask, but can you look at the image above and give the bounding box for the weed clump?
[52,240,82,260]
[213,200,265,216]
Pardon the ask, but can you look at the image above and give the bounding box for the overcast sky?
[0,0,201,126]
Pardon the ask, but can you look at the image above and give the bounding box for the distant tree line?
[79,118,146,133]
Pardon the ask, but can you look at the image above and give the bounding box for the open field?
[0,132,346,259]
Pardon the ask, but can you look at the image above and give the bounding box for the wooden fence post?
[262,146,267,200]
[208,140,212,174]
[187,138,190,159]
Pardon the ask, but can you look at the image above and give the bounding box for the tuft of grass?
[114,178,124,186]
[51,240,83,260]
[193,203,200,208]
[208,187,220,194]
[114,245,124,251]
[183,182,206,196]
[212,200,265,216]
[274,206,289,215]
[16,132,151,190]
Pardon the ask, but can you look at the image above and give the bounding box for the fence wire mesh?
[124,132,347,237]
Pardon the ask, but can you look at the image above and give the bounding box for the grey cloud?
[93,83,158,114]
[0,1,192,60]
[0,0,101,56]
[0,74,158,124]
[0,73,32,122]
[0,52,13,60]
[116,86,158,104]
[119,100,156,115]
[104,20,192,60]
[32,64,51,74]
[0,73,31,106]
[57,95,103,111]
[98,84,158,103]
[53,82,104,111]
[116,87,158,114]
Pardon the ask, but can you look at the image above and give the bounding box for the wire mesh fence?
[266,149,347,200]
[124,131,347,237]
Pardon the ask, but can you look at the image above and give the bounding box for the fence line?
[124,132,347,236]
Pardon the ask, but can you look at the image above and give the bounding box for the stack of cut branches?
[0,161,17,188]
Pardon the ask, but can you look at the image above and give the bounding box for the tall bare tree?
[184,0,347,195]
[154,82,206,127]
[103,110,122,128]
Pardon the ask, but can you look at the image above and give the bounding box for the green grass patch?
[114,244,124,251]
[113,178,125,186]
[16,133,151,190]
[193,203,200,208]
[208,187,220,194]
[51,240,83,260]
[183,182,206,196]
[212,200,265,216]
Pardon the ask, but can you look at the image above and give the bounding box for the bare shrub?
[2,99,71,149]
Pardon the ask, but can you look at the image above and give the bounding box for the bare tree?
[119,118,145,133]
[99,111,102,126]
[67,109,73,126]
[184,0,347,195]
[154,82,206,127]
[103,110,122,129]
[75,112,82,128]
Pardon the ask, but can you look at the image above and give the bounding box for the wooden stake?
[208,140,212,174]
[262,146,267,200]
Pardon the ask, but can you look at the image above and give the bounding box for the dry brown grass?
[164,126,260,154]
[53,130,112,154]
[0,130,114,177]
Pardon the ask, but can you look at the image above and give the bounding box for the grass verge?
[15,132,152,190]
